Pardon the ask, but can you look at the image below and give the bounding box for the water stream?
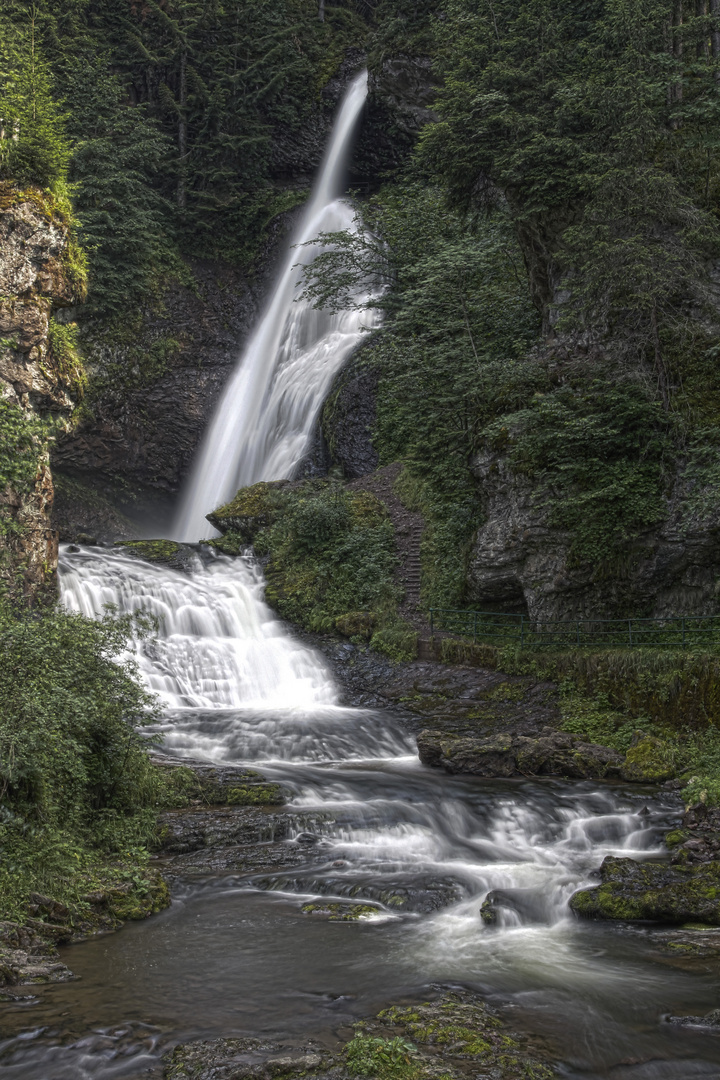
[3,70,720,1080]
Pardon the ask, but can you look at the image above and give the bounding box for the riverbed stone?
[418,728,623,780]
[300,901,382,920]
[570,856,720,924]
[0,920,74,986]
[163,989,558,1080]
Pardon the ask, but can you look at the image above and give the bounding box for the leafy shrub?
[0,598,174,917]
[346,1035,418,1080]
[254,480,402,634]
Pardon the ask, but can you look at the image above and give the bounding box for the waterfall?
[174,70,377,542]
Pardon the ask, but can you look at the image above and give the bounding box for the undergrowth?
[0,597,187,920]
[210,478,418,661]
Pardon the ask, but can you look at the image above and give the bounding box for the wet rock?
[0,920,74,986]
[365,988,556,1080]
[156,807,292,854]
[153,757,288,808]
[620,734,675,783]
[300,901,382,920]
[666,1008,720,1028]
[418,729,622,780]
[248,874,463,914]
[480,887,556,926]
[570,856,720,924]
[206,481,287,542]
[164,989,558,1080]
[114,539,199,572]
[159,841,306,882]
[164,1035,333,1080]
[667,803,720,865]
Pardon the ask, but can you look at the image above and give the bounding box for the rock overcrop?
[417,728,623,780]
[570,856,720,924]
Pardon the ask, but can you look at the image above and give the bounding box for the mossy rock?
[570,856,720,924]
[620,734,675,783]
[301,901,381,920]
[115,539,196,571]
[206,481,287,541]
[335,610,376,640]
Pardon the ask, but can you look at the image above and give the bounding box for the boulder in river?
[417,728,623,780]
[570,856,720,924]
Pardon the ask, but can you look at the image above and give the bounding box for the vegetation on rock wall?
[208,479,417,659]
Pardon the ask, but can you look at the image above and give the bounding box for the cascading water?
[6,68,720,1080]
[174,70,378,542]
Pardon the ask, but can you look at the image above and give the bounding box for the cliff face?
[468,447,720,622]
[0,187,83,602]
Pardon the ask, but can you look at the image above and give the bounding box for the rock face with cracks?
[0,187,83,601]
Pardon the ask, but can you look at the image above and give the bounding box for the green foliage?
[346,1035,419,1080]
[47,318,85,393]
[0,596,179,917]
[421,0,720,372]
[0,398,47,538]
[302,182,538,607]
[253,480,402,633]
[0,4,70,187]
[370,625,418,662]
[486,381,672,566]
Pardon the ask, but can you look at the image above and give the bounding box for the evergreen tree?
[0,2,69,186]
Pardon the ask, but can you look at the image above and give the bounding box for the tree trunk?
[711,0,720,77]
[318,0,325,21]
[177,48,187,209]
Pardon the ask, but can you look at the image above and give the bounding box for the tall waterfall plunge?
[59,69,379,725]
[174,70,377,542]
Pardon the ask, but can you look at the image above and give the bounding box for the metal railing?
[428,608,720,650]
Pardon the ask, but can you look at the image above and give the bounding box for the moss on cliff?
[210,477,417,659]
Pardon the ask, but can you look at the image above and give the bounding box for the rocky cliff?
[0,185,84,602]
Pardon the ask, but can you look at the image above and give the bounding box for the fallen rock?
[164,1035,332,1080]
[666,1008,720,1029]
[0,920,74,986]
[418,728,623,780]
[666,803,720,865]
[570,856,720,924]
[620,734,675,783]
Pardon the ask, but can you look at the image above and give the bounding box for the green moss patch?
[570,856,720,924]
[301,902,381,921]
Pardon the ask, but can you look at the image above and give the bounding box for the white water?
[175,70,378,542]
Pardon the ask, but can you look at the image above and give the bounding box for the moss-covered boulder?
[417,729,623,780]
[301,901,381,920]
[620,734,675,783]
[570,856,720,924]
[115,539,196,571]
[206,481,286,541]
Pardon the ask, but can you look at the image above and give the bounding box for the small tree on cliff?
[0,4,69,186]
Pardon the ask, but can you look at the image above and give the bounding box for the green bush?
[0,597,175,917]
[253,480,402,634]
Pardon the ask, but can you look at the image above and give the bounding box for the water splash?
[174,70,377,542]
